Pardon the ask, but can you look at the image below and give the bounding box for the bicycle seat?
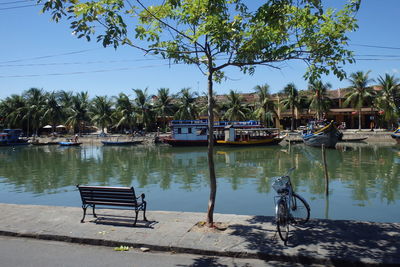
[277,188,289,194]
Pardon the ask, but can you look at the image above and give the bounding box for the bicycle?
[271,168,310,245]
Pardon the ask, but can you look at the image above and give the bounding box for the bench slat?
[79,187,134,193]
[82,198,137,204]
[84,201,143,207]
[80,192,135,198]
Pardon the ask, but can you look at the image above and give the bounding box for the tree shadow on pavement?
[229,216,400,266]
[176,256,229,267]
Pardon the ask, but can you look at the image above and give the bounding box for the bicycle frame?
[272,168,310,244]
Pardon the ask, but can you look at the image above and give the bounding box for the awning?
[42,125,52,129]
[56,125,66,128]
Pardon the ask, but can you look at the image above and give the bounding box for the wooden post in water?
[322,144,329,195]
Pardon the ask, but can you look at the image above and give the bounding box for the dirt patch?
[189,221,232,234]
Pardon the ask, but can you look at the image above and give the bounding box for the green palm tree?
[198,92,221,121]
[43,92,64,133]
[280,83,301,131]
[222,90,250,121]
[90,96,114,134]
[56,90,74,125]
[66,92,90,134]
[133,88,153,131]
[174,88,199,120]
[0,94,27,129]
[376,74,399,129]
[154,88,174,131]
[253,84,277,126]
[343,71,374,130]
[22,88,46,137]
[113,93,136,133]
[308,80,332,120]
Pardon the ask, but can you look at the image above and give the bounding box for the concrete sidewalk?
[0,204,399,266]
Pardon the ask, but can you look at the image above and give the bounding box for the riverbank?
[0,203,398,266]
[32,129,397,146]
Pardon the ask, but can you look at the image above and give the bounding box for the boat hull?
[101,141,142,146]
[392,134,400,144]
[302,121,340,148]
[31,142,59,146]
[163,138,212,147]
[217,137,283,146]
[59,142,82,146]
[303,131,339,148]
[0,142,29,147]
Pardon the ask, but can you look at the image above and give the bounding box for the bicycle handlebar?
[284,167,295,177]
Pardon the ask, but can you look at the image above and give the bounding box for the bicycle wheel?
[290,192,310,224]
[276,198,289,244]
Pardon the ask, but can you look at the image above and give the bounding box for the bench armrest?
[136,193,145,202]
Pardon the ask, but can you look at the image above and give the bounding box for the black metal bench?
[77,185,147,226]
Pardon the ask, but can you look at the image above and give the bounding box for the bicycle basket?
[272,176,289,192]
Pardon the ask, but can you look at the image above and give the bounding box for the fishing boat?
[391,127,400,144]
[59,141,82,146]
[302,120,341,148]
[0,129,29,146]
[216,127,283,146]
[101,140,143,146]
[162,119,264,146]
[31,141,59,146]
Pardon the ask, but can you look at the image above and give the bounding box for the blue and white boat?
[59,141,82,146]
[0,129,29,146]
[302,121,340,148]
[162,120,263,146]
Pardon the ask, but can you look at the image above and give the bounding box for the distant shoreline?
[28,130,398,146]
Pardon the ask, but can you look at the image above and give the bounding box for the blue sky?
[1,0,399,99]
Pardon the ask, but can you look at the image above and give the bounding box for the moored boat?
[0,129,29,146]
[101,140,143,146]
[302,120,341,148]
[391,127,400,144]
[31,141,59,146]
[163,119,265,146]
[216,127,283,146]
[59,141,82,146]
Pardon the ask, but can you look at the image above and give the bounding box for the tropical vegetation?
[1,71,399,136]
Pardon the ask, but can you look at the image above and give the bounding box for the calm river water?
[0,143,399,222]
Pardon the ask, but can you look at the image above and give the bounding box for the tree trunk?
[358,108,361,130]
[206,69,216,227]
[291,106,295,131]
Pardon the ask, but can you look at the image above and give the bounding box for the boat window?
[188,128,192,134]
[177,128,182,134]
[197,128,207,135]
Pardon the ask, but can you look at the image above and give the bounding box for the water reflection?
[0,143,399,222]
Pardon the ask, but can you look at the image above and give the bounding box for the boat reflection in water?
[0,143,399,222]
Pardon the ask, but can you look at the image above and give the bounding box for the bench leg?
[133,210,139,226]
[142,201,148,221]
[81,205,87,223]
[92,204,97,218]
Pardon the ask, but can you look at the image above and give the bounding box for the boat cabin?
[170,120,209,141]
[224,127,279,142]
[0,129,23,143]
[170,120,264,141]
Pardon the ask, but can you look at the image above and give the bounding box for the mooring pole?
[322,144,329,196]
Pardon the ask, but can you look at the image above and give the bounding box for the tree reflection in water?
[0,143,398,222]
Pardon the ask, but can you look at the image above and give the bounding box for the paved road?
[0,236,324,267]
